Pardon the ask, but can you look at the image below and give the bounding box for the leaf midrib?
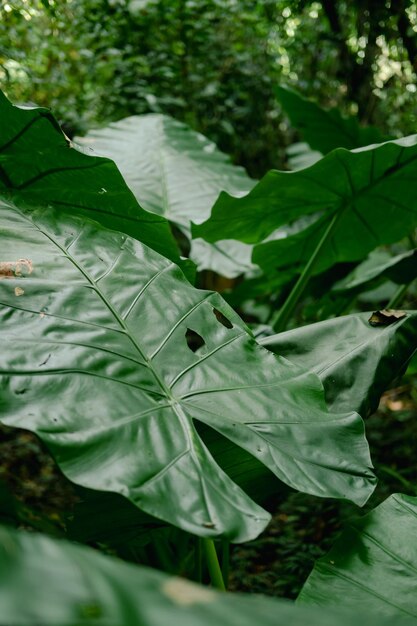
[21,211,231,520]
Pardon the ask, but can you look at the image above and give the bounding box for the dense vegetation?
[1,2,417,624]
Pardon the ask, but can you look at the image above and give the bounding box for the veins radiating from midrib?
[29,215,213,480]
[19,213,274,522]
[31,217,175,401]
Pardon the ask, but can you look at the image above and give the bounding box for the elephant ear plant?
[1,91,417,625]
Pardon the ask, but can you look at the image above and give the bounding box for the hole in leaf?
[185,328,206,353]
[213,308,233,329]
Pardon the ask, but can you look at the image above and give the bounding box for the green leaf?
[332,249,417,294]
[77,114,256,277]
[298,493,417,621]
[1,524,415,626]
[194,136,417,282]
[0,91,180,263]
[276,86,390,153]
[0,204,375,541]
[260,312,417,418]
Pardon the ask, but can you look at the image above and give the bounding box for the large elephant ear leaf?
[2,524,415,626]
[193,136,417,283]
[298,493,417,621]
[260,312,417,418]
[0,91,179,262]
[276,86,389,153]
[0,204,375,542]
[76,114,256,277]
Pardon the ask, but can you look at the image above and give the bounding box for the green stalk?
[221,539,230,589]
[194,537,202,583]
[202,539,226,591]
[271,212,341,332]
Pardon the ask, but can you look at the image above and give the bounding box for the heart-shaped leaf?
[0,203,375,541]
[298,493,417,621]
[193,136,417,284]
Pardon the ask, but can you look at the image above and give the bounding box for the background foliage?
[2,0,417,177]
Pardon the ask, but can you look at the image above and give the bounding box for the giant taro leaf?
[193,136,417,281]
[76,114,256,277]
[0,91,179,262]
[0,204,375,542]
[298,493,417,621]
[2,525,416,626]
[276,86,389,154]
[260,312,417,418]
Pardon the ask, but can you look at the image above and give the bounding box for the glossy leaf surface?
[298,493,417,621]
[1,525,414,626]
[0,91,179,262]
[260,312,417,417]
[77,114,256,277]
[277,86,389,153]
[0,204,375,541]
[194,137,417,281]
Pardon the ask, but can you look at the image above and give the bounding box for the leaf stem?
[221,539,230,589]
[271,212,341,332]
[194,537,202,583]
[202,539,226,591]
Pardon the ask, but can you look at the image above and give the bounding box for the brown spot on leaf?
[162,578,215,606]
[14,287,25,297]
[368,309,406,326]
[0,259,33,280]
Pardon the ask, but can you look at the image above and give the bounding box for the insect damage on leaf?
[213,307,233,329]
[368,309,407,326]
[0,258,33,279]
[185,328,206,352]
